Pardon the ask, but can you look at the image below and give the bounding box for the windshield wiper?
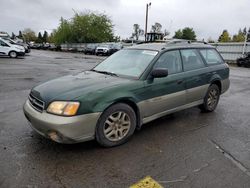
[91,70,118,77]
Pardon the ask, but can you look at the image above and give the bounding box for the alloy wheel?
[103,111,131,142]
[207,88,219,110]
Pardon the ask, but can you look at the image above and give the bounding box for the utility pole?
[242,28,249,55]
[145,2,151,41]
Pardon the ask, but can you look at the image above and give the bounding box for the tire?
[9,51,17,58]
[199,84,220,112]
[95,103,136,147]
[237,61,242,67]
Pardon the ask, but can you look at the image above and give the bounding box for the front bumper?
[23,100,101,143]
[25,48,31,53]
[17,52,25,56]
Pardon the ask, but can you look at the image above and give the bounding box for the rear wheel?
[9,51,17,58]
[96,103,136,147]
[199,84,220,112]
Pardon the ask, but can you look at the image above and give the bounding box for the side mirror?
[150,68,168,78]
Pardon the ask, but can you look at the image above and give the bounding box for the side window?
[0,40,8,47]
[154,50,182,74]
[199,49,223,65]
[180,49,205,71]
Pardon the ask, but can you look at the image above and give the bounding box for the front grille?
[28,93,45,112]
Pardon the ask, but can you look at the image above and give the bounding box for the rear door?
[140,50,186,118]
[180,49,209,103]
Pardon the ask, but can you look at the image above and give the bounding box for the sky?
[1,0,250,41]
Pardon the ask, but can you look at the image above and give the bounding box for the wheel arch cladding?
[108,99,141,129]
[211,80,221,92]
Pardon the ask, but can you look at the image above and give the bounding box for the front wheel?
[95,103,136,147]
[9,51,17,58]
[199,84,220,112]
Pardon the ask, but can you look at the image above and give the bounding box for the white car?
[0,37,25,58]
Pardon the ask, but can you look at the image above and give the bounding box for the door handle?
[177,80,183,84]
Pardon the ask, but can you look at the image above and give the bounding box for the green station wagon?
[23,41,230,147]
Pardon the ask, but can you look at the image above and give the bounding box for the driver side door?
[0,40,10,55]
[139,50,186,121]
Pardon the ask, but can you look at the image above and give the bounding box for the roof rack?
[165,39,208,45]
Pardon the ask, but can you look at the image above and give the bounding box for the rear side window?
[180,49,205,71]
[199,49,223,65]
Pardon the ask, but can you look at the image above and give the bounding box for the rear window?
[199,49,223,65]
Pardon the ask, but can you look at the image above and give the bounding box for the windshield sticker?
[142,51,158,56]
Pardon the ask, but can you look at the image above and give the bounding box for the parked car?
[48,44,61,51]
[109,43,123,54]
[0,37,25,58]
[1,37,30,53]
[23,41,230,147]
[237,52,250,67]
[30,43,42,49]
[95,44,112,56]
[84,44,98,55]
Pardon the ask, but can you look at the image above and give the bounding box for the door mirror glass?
[151,68,168,78]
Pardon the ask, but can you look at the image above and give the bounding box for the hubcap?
[103,111,131,142]
[207,89,219,110]
[10,52,16,57]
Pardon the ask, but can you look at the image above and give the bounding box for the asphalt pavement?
[0,50,250,188]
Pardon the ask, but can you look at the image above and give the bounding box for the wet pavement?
[0,50,250,188]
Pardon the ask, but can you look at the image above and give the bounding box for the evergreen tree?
[173,27,196,40]
[11,32,16,39]
[43,31,48,43]
[218,30,231,42]
[173,29,183,39]
[18,31,23,39]
[182,27,196,40]
[36,32,43,43]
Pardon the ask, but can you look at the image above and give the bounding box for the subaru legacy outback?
[23,41,230,147]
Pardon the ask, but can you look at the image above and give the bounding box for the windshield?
[4,38,16,44]
[93,49,158,78]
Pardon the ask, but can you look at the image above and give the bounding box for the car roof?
[128,40,215,52]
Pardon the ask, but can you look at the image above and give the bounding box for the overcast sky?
[1,0,249,40]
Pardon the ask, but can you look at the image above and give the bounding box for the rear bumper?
[23,100,101,143]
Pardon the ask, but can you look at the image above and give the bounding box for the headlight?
[47,101,80,116]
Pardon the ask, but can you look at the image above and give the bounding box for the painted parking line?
[130,176,163,188]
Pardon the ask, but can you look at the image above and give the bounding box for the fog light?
[48,131,59,141]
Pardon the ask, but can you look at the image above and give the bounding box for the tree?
[132,24,143,40]
[182,27,196,40]
[151,22,162,33]
[247,28,250,42]
[11,32,16,39]
[243,27,247,35]
[43,31,48,43]
[218,30,231,42]
[173,27,196,40]
[53,12,115,44]
[232,29,245,42]
[173,29,183,39]
[47,31,55,43]
[22,28,37,42]
[36,32,43,43]
[18,31,23,39]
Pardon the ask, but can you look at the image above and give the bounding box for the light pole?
[145,2,151,41]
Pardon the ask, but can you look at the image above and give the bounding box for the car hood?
[96,47,109,50]
[31,71,131,105]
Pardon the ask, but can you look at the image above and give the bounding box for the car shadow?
[0,56,25,59]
